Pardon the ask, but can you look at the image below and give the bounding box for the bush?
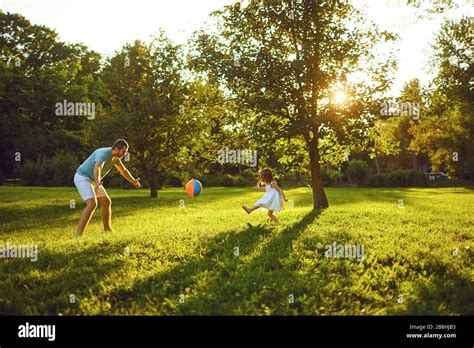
[322,168,343,186]
[200,172,255,187]
[200,173,219,187]
[280,171,310,186]
[407,170,430,186]
[366,170,428,187]
[366,173,383,187]
[14,153,79,186]
[346,159,370,183]
[104,174,131,189]
[240,168,258,183]
[51,152,80,186]
[221,174,236,186]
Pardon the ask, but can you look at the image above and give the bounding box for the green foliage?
[275,137,308,173]
[322,168,343,186]
[409,17,474,179]
[189,0,397,208]
[367,170,429,187]
[279,171,310,187]
[200,173,253,187]
[0,12,102,177]
[13,153,79,186]
[403,0,468,14]
[346,159,370,183]
[87,34,229,197]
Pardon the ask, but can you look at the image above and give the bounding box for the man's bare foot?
[242,206,251,214]
[104,228,113,233]
[72,231,82,239]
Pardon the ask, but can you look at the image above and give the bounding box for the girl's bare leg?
[242,205,260,214]
[267,210,280,224]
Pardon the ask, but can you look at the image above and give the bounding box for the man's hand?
[132,178,142,189]
[94,181,103,193]
[115,162,141,189]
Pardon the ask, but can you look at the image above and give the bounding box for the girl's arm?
[254,183,266,191]
[271,181,288,201]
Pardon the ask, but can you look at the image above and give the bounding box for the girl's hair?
[258,167,274,184]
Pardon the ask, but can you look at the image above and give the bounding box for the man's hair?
[112,139,129,150]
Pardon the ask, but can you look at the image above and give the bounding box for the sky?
[1,0,472,95]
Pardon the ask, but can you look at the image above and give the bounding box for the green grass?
[0,185,473,315]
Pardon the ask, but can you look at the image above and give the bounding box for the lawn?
[0,185,472,315]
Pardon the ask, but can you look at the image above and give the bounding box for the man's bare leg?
[98,196,112,232]
[74,198,98,237]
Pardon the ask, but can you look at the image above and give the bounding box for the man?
[73,139,141,237]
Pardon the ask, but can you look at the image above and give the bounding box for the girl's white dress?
[255,181,283,212]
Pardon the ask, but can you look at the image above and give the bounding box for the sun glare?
[334,91,347,104]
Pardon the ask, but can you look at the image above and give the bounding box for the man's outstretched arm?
[114,162,141,188]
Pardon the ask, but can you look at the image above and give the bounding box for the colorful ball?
[185,179,202,197]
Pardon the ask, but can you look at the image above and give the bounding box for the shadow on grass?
[0,195,175,235]
[391,266,474,315]
[0,202,93,235]
[183,209,324,314]
[106,209,322,315]
[0,242,129,315]
[288,187,418,209]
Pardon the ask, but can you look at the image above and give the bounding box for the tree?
[0,12,103,177]
[367,119,401,174]
[409,17,474,178]
[402,0,468,14]
[189,0,396,208]
[398,79,423,170]
[89,33,223,197]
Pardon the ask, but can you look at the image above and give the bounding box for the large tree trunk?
[308,143,329,209]
[150,178,158,198]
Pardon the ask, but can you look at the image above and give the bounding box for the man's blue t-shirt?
[76,147,119,180]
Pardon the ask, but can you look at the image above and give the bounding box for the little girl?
[242,167,288,224]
